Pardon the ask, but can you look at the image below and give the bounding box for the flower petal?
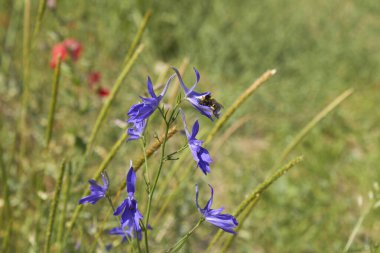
[126,163,136,195]
[147,76,156,98]
[171,67,189,94]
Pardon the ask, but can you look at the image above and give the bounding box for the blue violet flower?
[78,173,109,205]
[108,226,132,243]
[113,162,144,238]
[127,119,146,141]
[195,184,238,234]
[127,75,175,124]
[180,109,212,175]
[172,67,222,120]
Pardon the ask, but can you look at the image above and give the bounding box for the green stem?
[123,10,152,65]
[45,56,62,148]
[19,0,31,160]
[279,88,353,163]
[343,201,373,253]
[32,0,46,40]
[43,159,66,253]
[141,137,150,187]
[57,162,72,253]
[165,217,205,253]
[164,144,188,161]
[85,44,144,156]
[0,147,12,253]
[220,198,260,253]
[144,105,179,252]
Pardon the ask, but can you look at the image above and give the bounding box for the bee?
[199,94,223,118]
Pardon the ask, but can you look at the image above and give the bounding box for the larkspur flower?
[127,75,175,124]
[114,162,143,237]
[108,227,132,242]
[172,67,222,120]
[195,184,238,234]
[180,109,212,175]
[78,173,109,205]
[127,120,146,141]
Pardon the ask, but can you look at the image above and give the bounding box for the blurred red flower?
[97,87,110,98]
[50,43,68,68]
[87,71,101,87]
[50,38,82,69]
[63,38,82,61]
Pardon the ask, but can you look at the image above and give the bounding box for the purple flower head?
[127,75,175,124]
[180,109,212,175]
[195,184,238,234]
[172,67,222,121]
[113,162,143,237]
[78,173,109,205]
[108,226,132,242]
[127,120,146,141]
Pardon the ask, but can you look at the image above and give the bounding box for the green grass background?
[0,0,379,252]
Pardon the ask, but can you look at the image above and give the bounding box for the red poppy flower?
[97,87,110,97]
[63,38,82,61]
[50,43,68,68]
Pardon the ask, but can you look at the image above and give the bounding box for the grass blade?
[43,159,66,253]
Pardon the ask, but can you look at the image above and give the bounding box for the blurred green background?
[1,0,380,252]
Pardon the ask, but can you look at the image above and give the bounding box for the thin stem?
[45,56,62,148]
[32,0,46,41]
[57,162,72,253]
[43,159,66,253]
[19,0,31,160]
[343,201,373,253]
[164,144,188,161]
[165,217,205,253]
[123,10,152,65]
[141,137,150,187]
[144,104,179,252]
[279,88,353,163]
[0,147,12,252]
[220,198,260,253]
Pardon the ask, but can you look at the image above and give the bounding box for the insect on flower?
[198,94,223,119]
[172,67,223,120]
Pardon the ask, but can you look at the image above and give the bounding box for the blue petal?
[179,109,190,137]
[126,164,136,194]
[205,213,238,234]
[159,74,176,97]
[190,120,200,140]
[188,67,200,94]
[171,67,189,94]
[114,199,128,216]
[147,76,156,98]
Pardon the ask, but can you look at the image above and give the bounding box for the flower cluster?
[78,66,237,249]
[113,162,144,239]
